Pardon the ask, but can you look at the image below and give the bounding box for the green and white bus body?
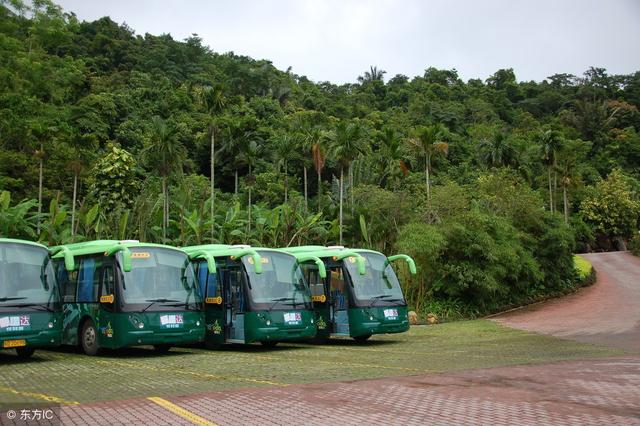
[281,246,416,342]
[184,244,319,348]
[51,240,205,355]
[0,238,62,358]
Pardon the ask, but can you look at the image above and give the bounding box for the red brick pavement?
[59,356,640,425]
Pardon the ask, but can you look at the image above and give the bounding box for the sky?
[55,0,640,84]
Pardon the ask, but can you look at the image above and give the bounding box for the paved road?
[494,251,640,351]
[53,356,640,425]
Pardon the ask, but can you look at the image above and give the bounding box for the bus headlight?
[266,320,271,326]
[137,322,145,329]
[369,316,374,321]
[196,321,201,327]
[48,322,54,328]
[311,318,314,324]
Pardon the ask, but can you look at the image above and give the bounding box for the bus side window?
[56,262,77,303]
[206,270,221,299]
[77,257,99,303]
[196,262,207,298]
[302,265,324,298]
[101,263,115,297]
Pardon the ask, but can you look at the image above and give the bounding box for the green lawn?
[0,320,622,405]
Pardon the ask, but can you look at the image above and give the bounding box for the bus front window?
[242,251,311,310]
[344,253,405,305]
[120,248,199,308]
[0,244,58,309]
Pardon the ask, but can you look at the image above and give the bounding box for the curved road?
[495,251,640,352]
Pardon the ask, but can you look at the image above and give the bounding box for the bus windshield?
[242,251,311,310]
[120,248,199,308]
[344,252,405,305]
[0,243,58,309]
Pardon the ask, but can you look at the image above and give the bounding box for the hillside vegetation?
[1,0,639,315]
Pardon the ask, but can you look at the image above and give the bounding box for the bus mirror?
[51,246,75,271]
[105,244,133,272]
[231,249,263,274]
[387,254,417,275]
[100,294,114,304]
[296,255,327,279]
[187,251,217,274]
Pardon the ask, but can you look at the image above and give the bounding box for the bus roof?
[280,246,385,258]
[0,238,48,250]
[50,240,185,259]
[183,244,293,258]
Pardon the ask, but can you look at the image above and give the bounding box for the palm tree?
[271,132,298,204]
[408,125,449,201]
[377,127,407,188]
[218,115,244,196]
[556,139,590,223]
[238,138,262,235]
[328,121,367,244]
[358,66,387,83]
[477,131,518,169]
[198,85,227,241]
[142,116,185,240]
[537,129,563,213]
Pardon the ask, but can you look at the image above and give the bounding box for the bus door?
[197,262,224,345]
[328,267,349,335]
[224,267,246,343]
[303,264,330,337]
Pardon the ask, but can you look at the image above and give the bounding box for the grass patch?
[0,320,622,405]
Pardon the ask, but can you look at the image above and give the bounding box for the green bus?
[50,240,205,355]
[184,244,322,347]
[280,245,416,342]
[0,238,62,358]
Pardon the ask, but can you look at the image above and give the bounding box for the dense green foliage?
[1,1,639,315]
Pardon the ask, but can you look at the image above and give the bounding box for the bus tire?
[353,334,371,343]
[260,341,278,348]
[153,345,172,353]
[15,347,36,359]
[80,320,100,356]
[205,340,222,350]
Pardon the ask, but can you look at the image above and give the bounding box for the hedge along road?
[494,251,640,352]
[0,320,620,406]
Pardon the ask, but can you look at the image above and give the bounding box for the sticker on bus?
[0,315,30,332]
[131,252,151,259]
[383,309,398,320]
[160,314,184,328]
[283,312,301,324]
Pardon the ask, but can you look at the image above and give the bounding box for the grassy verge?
[0,320,622,405]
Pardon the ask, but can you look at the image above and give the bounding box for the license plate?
[160,314,184,326]
[284,312,301,323]
[384,309,398,319]
[3,339,26,348]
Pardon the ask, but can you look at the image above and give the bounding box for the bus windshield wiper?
[141,298,180,313]
[368,294,392,307]
[268,297,293,311]
[163,302,198,310]
[0,297,26,302]
[1,303,54,312]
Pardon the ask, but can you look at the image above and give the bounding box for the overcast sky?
[56,0,640,84]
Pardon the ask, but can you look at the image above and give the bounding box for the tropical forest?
[1,0,639,318]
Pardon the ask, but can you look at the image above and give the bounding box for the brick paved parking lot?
[1,252,638,425]
[54,356,639,426]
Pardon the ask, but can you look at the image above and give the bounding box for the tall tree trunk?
[210,129,215,242]
[247,164,252,235]
[350,163,354,215]
[303,166,308,214]
[425,154,431,201]
[548,167,554,213]
[317,169,322,212]
[162,176,167,240]
[71,172,78,241]
[563,185,569,224]
[37,143,43,235]
[234,169,238,196]
[284,161,288,204]
[553,168,558,213]
[339,166,344,245]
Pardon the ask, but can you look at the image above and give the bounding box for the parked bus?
[50,240,204,355]
[0,238,62,358]
[184,244,322,347]
[281,246,416,342]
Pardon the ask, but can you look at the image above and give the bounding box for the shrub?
[630,232,640,256]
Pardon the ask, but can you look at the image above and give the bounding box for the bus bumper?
[0,329,62,349]
[248,324,316,342]
[118,327,206,347]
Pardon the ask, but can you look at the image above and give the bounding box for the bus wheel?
[353,334,371,343]
[153,345,172,353]
[260,341,278,348]
[81,320,100,356]
[15,347,35,359]
[205,340,222,350]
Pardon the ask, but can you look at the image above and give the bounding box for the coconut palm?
[271,132,298,204]
[328,120,367,244]
[477,131,518,169]
[198,85,227,241]
[238,138,262,235]
[377,127,407,188]
[537,129,563,213]
[408,124,449,201]
[141,116,185,240]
